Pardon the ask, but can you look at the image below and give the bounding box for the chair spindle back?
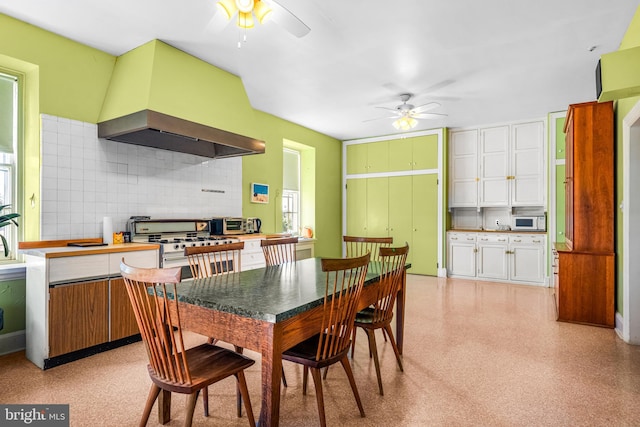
[316,253,370,361]
[371,244,409,324]
[119,261,190,385]
[185,241,244,278]
[261,237,299,266]
[343,235,393,260]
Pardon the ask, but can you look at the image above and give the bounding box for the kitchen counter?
[19,242,159,258]
[224,233,316,242]
[448,229,546,234]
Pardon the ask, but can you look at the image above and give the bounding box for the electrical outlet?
[495,220,500,225]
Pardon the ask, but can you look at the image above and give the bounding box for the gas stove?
[145,234,238,254]
[127,217,240,277]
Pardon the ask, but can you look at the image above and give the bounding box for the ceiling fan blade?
[363,115,399,123]
[411,102,441,113]
[375,106,400,113]
[269,0,311,37]
[412,112,448,119]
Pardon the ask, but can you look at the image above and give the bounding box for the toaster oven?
[210,217,246,235]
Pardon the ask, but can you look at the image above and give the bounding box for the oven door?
[162,255,195,280]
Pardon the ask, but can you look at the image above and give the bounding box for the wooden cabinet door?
[511,121,544,206]
[509,237,545,283]
[388,138,413,172]
[388,176,413,262]
[366,177,389,237]
[346,178,367,236]
[479,126,509,206]
[366,141,389,173]
[412,174,438,275]
[477,236,508,280]
[346,144,368,175]
[412,134,439,170]
[110,277,140,341]
[49,280,109,357]
[448,233,477,277]
[449,130,478,207]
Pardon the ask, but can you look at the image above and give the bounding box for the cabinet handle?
[533,239,541,243]
[413,229,417,232]
[451,237,458,240]
[467,237,475,241]
[473,248,478,253]
[498,238,506,242]
[513,239,522,242]
[480,238,488,241]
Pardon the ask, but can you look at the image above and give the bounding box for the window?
[0,72,18,261]
[282,148,300,235]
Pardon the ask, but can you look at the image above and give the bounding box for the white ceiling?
[0,0,638,141]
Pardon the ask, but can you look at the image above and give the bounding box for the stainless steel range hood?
[97,110,265,159]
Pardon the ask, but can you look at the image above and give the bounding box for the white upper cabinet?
[449,130,478,207]
[479,126,510,206]
[449,120,545,208]
[511,121,545,206]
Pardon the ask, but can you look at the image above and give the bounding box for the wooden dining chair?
[282,253,370,427]
[184,241,245,278]
[184,241,246,416]
[261,236,298,266]
[343,235,393,260]
[260,237,299,387]
[119,260,256,427]
[352,244,409,396]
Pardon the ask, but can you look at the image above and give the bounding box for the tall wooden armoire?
[553,100,615,327]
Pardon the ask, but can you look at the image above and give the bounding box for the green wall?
[0,13,344,339]
[612,7,640,316]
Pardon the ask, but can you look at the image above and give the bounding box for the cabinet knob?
[451,237,458,240]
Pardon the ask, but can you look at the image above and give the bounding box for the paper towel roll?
[103,217,113,245]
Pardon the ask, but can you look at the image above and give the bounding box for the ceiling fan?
[215,0,310,44]
[370,93,447,131]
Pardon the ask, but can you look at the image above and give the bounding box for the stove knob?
[206,242,211,246]
[181,244,186,249]
[174,244,180,250]
[214,241,219,245]
[191,243,197,247]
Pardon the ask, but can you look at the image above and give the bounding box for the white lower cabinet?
[447,232,477,277]
[447,231,546,285]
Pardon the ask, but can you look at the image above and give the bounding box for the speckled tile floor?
[2,275,640,426]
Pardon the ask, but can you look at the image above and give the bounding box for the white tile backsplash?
[40,114,243,240]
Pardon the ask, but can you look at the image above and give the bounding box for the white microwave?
[512,215,546,231]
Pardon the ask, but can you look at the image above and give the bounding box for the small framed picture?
[251,182,269,204]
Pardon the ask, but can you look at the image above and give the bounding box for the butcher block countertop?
[18,239,159,258]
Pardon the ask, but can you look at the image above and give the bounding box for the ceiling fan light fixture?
[235,0,255,13]
[237,11,255,28]
[217,0,237,19]
[254,1,273,23]
[393,116,418,131]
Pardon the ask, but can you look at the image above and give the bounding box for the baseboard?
[0,330,25,356]
[615,311,625,342]
[437,267,448,277]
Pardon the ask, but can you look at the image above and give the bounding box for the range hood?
[97,110,265,159]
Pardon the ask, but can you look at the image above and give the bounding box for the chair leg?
[309,367,327,427]
[384,324,404,372]
[234,346,244,417]
[302,366,309,395]
[202,387,209,417]
[184,390,199,427]
[350,327,358,358]
[140,384,161,427]
[236,371,256,427]
[339,355,365,417]
[281,367,288,387]
[322,366,329,380]
[366,328,384,395]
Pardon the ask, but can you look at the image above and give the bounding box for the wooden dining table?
[159,257,408,427]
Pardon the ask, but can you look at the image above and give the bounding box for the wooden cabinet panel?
[555,101,614,328]
[449,130,479,207]
[49,279,109,357]
[556,250,615,327]
[411,174,438,275]
[366,177,389,237]
[109,277,139,341]
[346,178,367,236]
[564,101,614,252]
